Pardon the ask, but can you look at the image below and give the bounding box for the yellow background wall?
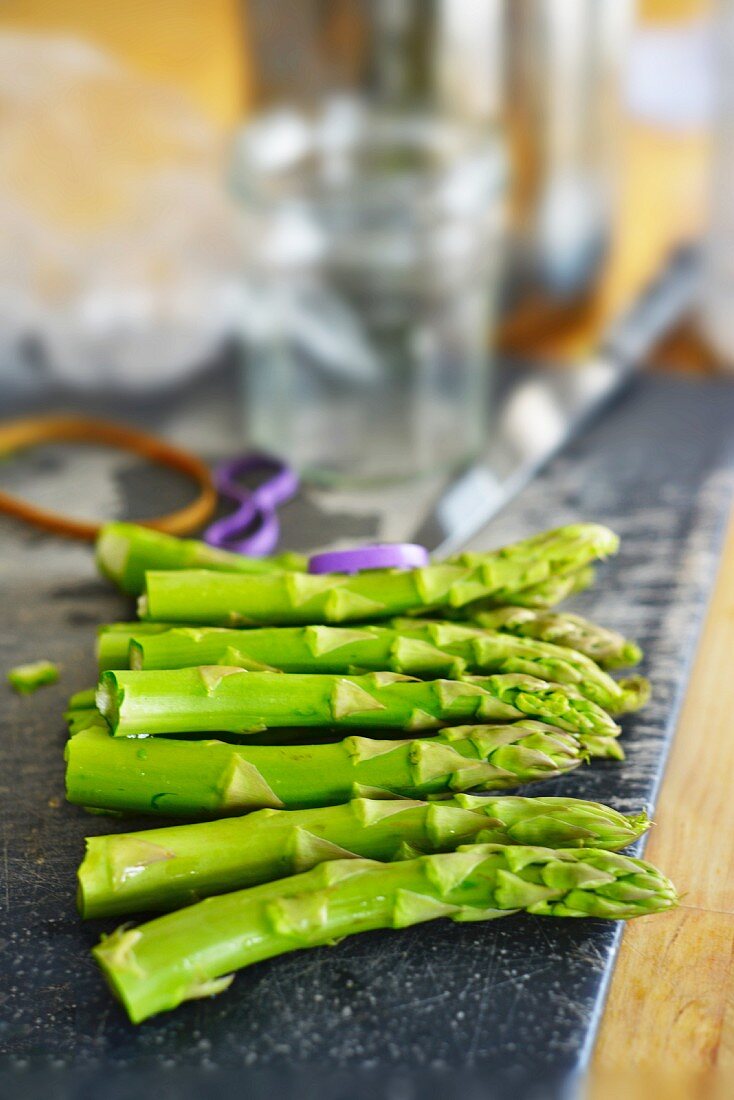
[0,0,247,123]
[0,0,712,125]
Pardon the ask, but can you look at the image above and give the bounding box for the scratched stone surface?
[1,372,734,1100]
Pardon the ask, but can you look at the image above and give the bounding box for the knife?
[412,246,699,556]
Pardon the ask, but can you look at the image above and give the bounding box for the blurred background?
[0,0,727,507]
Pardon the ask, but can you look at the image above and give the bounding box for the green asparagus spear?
[77,794,650,919]
[124,620,647,714]
[95,522,307,597]
[138,524,618,625]
[93,844,678,1023]
[97,622,188,672]
[472,606,643,669]
[68,688,97,710]
[97,666,621,741]
[65,721,590,817]
[64,688,107,735]
[7,659,59,694]
[66,709,107,735]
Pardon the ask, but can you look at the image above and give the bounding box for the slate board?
[2,372,734,1100]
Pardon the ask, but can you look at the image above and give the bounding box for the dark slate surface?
[1,372,734,1100]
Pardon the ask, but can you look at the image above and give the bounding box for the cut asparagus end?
[95,526,131,587]
[96,673,122,731]
[137,596,149,618]
[129,643,144,671]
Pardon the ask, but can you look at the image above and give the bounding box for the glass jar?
[230,103,505,486]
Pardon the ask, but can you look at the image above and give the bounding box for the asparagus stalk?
[78,794,650,919]
[66,709,107,735]
[97,622,187,672]
[65,722,590,817]
[96,522,307,597]
[97,666,621,741]
[125,620,647,715]
[68,688,97,710]
[137,524,618,625]
[93,844,678,1023]
[64,688,107,735]
[472,606,643,670]
[69,693,627,759]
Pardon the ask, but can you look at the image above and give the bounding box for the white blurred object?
[245,0,635,302]
[701,1,734,366]
[0,33,242,391]
[624,18,713,130]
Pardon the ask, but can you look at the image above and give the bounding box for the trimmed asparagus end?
[129,643,144,671]
[95,526,131,587]
[96,673,122,731]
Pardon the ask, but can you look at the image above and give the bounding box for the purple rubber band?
[214,454,299,510]
[203,503,281,556]
[307,543,430,575]
[203,452,299,556]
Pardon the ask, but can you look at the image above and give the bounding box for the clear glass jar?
[230,103,505,486]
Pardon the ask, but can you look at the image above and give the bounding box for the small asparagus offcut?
[125,620,647,715]
[97,666,621,742]
[94,844,678,1023]
[472,606,643,670]
[95,522,307,597]
[138,524,618,625]
[65,722,589,817]
[8,660,59,694]
[78,794,651,919]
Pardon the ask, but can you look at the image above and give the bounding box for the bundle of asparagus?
[56,520,672,1023]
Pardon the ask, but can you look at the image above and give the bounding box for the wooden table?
[495,84,734,1084]
[521,118,734,1094]
[591,512,734,1095]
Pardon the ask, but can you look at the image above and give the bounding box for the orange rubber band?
[0,415,217,541]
